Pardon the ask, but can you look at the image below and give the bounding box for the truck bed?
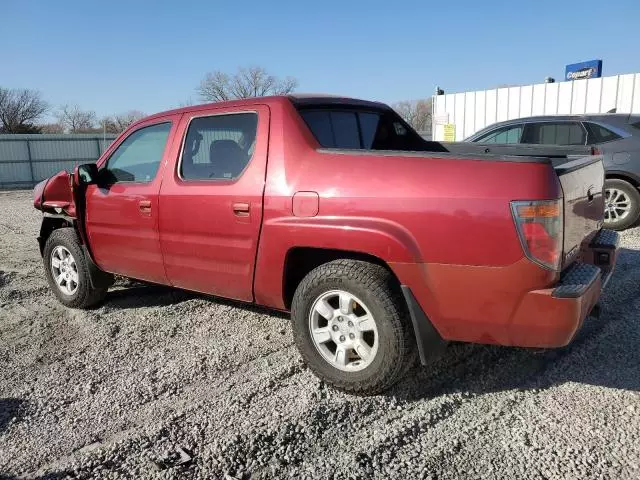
[424,140,594,160]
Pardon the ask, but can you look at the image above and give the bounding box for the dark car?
[467,114,640,230]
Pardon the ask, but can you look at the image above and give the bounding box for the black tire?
[604,178,640,231]
[291,259,416,395]
[43,228,108,308]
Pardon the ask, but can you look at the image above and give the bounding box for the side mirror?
[77,163,99,186]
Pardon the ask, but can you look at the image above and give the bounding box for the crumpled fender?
[33,170,76,218]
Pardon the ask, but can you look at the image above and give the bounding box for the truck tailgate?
[554,156,605,267]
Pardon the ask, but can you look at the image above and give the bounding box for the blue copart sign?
[565,60,603,81]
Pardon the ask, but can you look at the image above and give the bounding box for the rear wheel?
[604,178,640,231]
[43,228,108,308]
[291,260,416,394]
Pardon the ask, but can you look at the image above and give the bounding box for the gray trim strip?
[316,148,551,164]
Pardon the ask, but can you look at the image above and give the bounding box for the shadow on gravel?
[0,398,25,434]
[103,283,290,320]
[103,284,192,309]
[393,247,640,402]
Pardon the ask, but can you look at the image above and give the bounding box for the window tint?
[299,108,427,151]
[476,125,523,144]
[181,113,258,180]
[104,123,171,183]
[524,122,586,145]
[331,112,360,149]
[300,111,334,147]
[584,123,622,143]
[300,111,362,149]
[359,113,380,148]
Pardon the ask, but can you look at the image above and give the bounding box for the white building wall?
[432,73,640,141]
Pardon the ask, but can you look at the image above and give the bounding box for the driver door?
[85,115,181,283]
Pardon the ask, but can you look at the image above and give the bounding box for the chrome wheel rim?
[50,246,79,295]
[308,290,379,372]
[604,188,631,223]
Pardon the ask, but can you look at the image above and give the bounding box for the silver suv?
[467,114,640,230]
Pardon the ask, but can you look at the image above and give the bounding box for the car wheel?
[291,259,417,394]
[604,179,640,231]
[43,228,108,308]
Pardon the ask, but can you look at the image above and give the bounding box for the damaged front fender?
[33,170,76,217]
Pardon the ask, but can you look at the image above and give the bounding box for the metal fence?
[432,72,640,141]
[0,134,118,189]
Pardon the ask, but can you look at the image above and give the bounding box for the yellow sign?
[443,124,456,142]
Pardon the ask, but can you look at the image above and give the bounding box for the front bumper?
[508,229,619,348]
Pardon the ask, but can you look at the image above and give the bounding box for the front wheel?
[604,178,640,231]
[43,228,108,308]
[291,260,416,394]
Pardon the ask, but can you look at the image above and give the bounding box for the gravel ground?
[0,189,639,480]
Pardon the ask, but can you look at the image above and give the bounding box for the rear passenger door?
[158,105,269,302]
[522,122,587,145]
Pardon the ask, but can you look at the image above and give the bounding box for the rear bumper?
[508,229,619,348]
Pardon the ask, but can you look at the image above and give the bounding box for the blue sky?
[3,0,639,120]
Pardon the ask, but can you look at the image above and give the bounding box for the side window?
[104,122,172,183]
[180,112,258,180]
[584,122,622,143]
[523,122,586,145]
[476,125,523,144]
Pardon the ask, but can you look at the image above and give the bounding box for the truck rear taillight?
[511,200,563,271]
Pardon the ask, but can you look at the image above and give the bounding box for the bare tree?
[0,87,48,133]
[56,105,97,133]
[392,98,433,132]
[39,123,65,134]
[198,66,298,102]
[179,98,197,108]
[101,110,145,133]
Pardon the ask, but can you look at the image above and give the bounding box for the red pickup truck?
[33,95,618,394]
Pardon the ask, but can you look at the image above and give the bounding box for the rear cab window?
[298,106,429,151]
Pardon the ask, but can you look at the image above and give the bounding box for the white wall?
[432,73,640,141]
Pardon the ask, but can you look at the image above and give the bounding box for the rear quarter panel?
[254,100,563,343]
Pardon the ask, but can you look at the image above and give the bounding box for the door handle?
[232,202,250,217]
[138,200,152,215]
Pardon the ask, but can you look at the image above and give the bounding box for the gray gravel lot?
[0,189,639,479]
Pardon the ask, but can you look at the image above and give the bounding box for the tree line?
[0,87,145,134]
[1,66,431,134]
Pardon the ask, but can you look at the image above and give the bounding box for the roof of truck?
[141,94,389,124]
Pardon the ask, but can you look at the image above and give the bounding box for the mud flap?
[81,245,115,289]
[401,286,448,366]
